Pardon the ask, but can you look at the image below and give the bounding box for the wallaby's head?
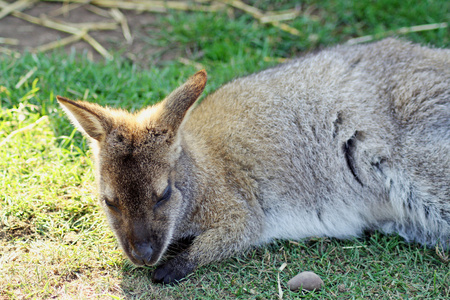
[57,70,207,266]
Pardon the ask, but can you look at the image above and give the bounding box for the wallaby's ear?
[56,96,112,141]
[159,69,207,132]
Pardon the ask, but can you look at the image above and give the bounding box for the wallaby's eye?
[104,198,119,211]
[157,184,172,204]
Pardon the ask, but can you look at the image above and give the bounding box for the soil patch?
[0,1,181,64]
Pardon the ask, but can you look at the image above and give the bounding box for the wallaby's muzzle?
[123,220,169,266]
[130,242,154,266]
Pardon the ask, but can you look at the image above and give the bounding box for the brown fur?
[57,39,449,284]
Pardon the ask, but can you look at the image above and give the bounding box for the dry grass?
[1,239,122,299]
[1,0,446,59]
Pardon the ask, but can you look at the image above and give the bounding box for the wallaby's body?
[58,39,450,284]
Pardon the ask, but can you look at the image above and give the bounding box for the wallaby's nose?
[131,242,153,265]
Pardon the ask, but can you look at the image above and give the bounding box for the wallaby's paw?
[152,258,196,284]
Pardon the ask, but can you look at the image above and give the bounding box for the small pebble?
[287,271,324,291]
[338,284,347,293]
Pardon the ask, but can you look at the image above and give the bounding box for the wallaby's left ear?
[56,96,112,141]
[159,69,207,132]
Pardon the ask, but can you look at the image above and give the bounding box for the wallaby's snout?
[124,220,158,266]
[130,241,154,266]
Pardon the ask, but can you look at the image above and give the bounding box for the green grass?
[1,1,449,299]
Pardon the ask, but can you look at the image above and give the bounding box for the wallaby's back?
[185,38,450,245]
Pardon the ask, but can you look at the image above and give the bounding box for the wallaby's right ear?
[158,70,207,132]
[56,96,112,141]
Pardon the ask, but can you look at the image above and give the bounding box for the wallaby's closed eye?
[57,39,450,284]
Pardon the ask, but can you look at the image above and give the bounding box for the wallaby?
[57,38,450,284]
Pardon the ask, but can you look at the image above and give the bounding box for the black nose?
[131,242,153,265]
